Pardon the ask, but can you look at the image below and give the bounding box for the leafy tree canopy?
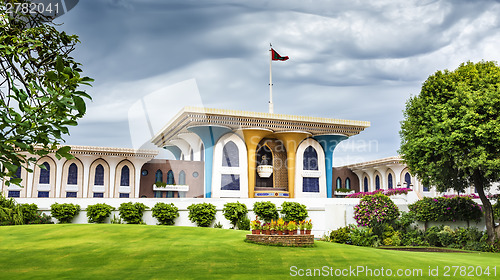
[400,61,500,242]
[0,1,93,186]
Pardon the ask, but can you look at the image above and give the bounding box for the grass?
[0,224,499,279]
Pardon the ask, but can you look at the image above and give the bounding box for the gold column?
[240,128,272,198]
[274,131,311,198]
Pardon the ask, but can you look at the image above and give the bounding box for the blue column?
[313,134,348,198]
[187,125,232,198]
[163,146,182,160]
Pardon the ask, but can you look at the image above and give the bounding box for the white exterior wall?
[295,138,327,198]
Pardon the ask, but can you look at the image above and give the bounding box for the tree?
[0,1,93,186]
[400,61,500,243]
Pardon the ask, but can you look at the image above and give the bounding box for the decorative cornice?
[152,107,371,147]
[343,156,403,170]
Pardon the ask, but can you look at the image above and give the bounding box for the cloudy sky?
[58,0,500,166]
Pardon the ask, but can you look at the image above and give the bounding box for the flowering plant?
[250,219,261,230]
[298,220,306,230]
[304,219,313,230]
[287,221,297,231]
[269,220,277,231]
[353,193,399,227]
[276,218,285,231]
[262,223,270,231]
[347,188,412,198]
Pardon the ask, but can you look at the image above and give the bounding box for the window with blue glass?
[166,191,174,198]
[66,192,77,198]
[388,173,393,189]
[38,191,49,198]
[94,164,104,186]
[375,175,380,190]
[120,165,130,186]
[404,172,411,188]
[119,193,129,198]
[67,163,78,185]
[222,141,239,167]
[364,177,368,192]
[221,174,240,190]
[14,166,21,179]
[423,184,430,192]
[167,170,175,185]
[93,192,104,198]
[336,177,342,189]
[155,169,163,183]
[179,170,186,185]
[8,191,20,198]
[303,146,318,170]
[303,177,319,192]
[39,162,50,184]
[154,191,162,198]
[345,178,351,189]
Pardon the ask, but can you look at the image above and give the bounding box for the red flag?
[271,48,289,61]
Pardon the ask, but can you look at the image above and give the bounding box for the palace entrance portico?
[151,107,370,198]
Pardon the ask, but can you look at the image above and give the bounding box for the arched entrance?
[254,138,288,194]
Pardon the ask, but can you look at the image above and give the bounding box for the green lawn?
[0,224,499,279]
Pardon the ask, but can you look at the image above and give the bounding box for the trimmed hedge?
[87,203,115,223]
[152,202,179,225]
[118,202,148,224]
[252,201,278,223]
[222,201,248,229]
[280,201,308,222]
[188,203,216,227]
[409,196,482,224]
[50,203,81,223]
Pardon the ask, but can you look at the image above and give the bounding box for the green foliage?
[353,193,399,227]
[438,226,456,247]
[222,201,248,229]
[280,201,308,222]
[236,216,250,231]
[187,203,216,227]
[118,202,148,224]
[349,226,380,247]
[399,61,500,241]
[86,203,115,224]
[50,203,80,224]
[493,200,500,221]
[27,213,54,224]
[335,188,353,193]
[329,226,351,244]
[409,197,482,223]
[394,211,417,233]
[213,221,223,229]
[400,229,428,246]
[0,4,93,186]
[19,203,38,224]
[152,202,179,225]
[252,201,278,223]
[110,215,122,224]
[0,194,23,225]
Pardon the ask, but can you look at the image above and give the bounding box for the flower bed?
[246,234,314,247]
[346,188,412,198]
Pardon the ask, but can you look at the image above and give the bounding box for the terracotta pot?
[277,230,283,235]
[284,229,289,235]
[306,229,311,235]
[289,230,294,235]
[256,229,261,235]
[252,229,257,234]
[271,230,276,235]
[265,230,271,235]
[293,230,298,235]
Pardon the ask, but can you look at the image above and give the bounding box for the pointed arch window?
[303,146,318,170]
[39,162,50,184]
[167,170,175,185]
[404,172,412,188]
[179,170,186,185]
[345,178,351,189]
[155,170,163,183]
[94,164,104,186]
[388,173,393,189]
[336,177,342,189]
[364,177,368,192]
[120,165,130,186]
[375,175,380,190]
[14,166,21,179]
[67,163,78,185]
[222,141,239,167]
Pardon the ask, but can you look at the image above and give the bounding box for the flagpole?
[269,44,273,114]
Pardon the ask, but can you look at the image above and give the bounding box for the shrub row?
[409,196,482,224]
[0,194,53,225]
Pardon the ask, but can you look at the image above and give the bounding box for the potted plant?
[305,219,313,235]
[299,220,306,235]
[276,218,285,235]
[250,219,261,234]
[284,221,289,235]
[287,221,297,235]
[270,220,277,235]
[262,223,271,235]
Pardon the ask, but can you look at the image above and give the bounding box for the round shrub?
[353,193,399,227]
[19,203,38,224]
[329,226,351,244]
[280,201,308,222]
[118,202,148,224]
[188,202,216,227]
[252,201,278,223]
[87,203,115,223]
[152,202,179,225]
[50,203,81,223]
[222,201,248,229]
